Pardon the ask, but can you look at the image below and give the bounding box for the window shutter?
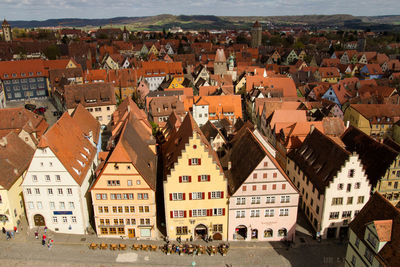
[170,211,173,218]
[202,192,205,199]
[208,209,213,216]
[184,211,187,218]
[182,193,185,200]
[189,210,192,217]
[208,192,211,199]
[189,193,192,200]
[188,159,192,165]
[222,208,225,216]
[179,176,182,183]
[198,159,201,165]
[189,176,192,182]
[207,175,210,181]
[221,191,224,199]
[169,193,172,201]
[282,184,286,190]
[198,175,201,182]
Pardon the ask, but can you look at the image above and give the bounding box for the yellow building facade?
[91,118,157,239]
[0,175,25,230]
[163,115,228,241]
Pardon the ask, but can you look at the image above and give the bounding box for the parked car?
[24,104,36,111]
[34,107,46,115]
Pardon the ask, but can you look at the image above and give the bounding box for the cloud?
[0,0,399,20]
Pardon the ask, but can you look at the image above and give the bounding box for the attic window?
[85,99,97,103]
[4,74,8,78]
[80,153,87,159]
[101,97,110,102]
[37,72,42,75]
[72,167,81,175]
[29,72,33,76]
[12,73,16,77]
[21,73,26,77]
[83,147,90,154]
[77,159,85,167]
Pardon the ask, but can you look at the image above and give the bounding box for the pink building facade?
[223,129,299,241]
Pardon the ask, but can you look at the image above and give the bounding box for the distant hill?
[6,14,400,31]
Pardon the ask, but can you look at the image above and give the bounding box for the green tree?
[44,45,60,60]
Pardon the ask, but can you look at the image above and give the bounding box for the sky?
[0,0,399,20]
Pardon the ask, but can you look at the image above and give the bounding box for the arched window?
[278,228,287,237]
[264,229,273,238]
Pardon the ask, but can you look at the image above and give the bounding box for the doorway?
[251,229,259,240]
[213,232,222,240]
[34,214,45,227]
[128,228,135,238]
[327,227,337,239]
[235,225,247,240]
[194,224,208,240]
[339,226,349,239]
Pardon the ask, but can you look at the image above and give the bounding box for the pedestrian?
[14,226,17,233]
[44,226,47,234]
[2,227,5,234]
[10,230,14,238]
[6,231,11,240]
[42,238,46,246]
[34,231,38,239]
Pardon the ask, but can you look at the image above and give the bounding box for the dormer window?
[80,153,87,160]
[77,159,85,167]
[37,72,42,75]
[12,73,16,77]
[72,167,81,175]
[83,147,90,154]
[4,74,8,78]
[29,72,33,76]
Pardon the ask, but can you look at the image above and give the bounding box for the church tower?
[251,21,262,48]
[214,48,227,76]
[2,19,12,42]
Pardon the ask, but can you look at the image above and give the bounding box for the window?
[280,196,290,203]
[265,209,274,217]
[67,188,72,195]
[354,182,360,189]
[53,216,58,223]
[48,188,53,195]
[211,191,223,199]
[348,169,355,178]
[96,194,101,200]
[355,237,360,248]
[272,184,276,190]
[236,197,246,205]
[181,175,190,183]
[100,228,108,235]
[176,226,188,235]
[236,210,245,218]
[98,206,103,213]
[242,186,247,191]
[118,206,123,213]
[189,158,201,165]
[28,202,34,209]
[342,211,352,218]
[69,202,75,209]
[347,183,352,192]
[329,212,339,219]
[58,188,63,195]
[107,180,120,186]
[250,210,260,217]
[264,229,273,237]
[266,196,275,203]
[273,173,277,178]
[45,175,50,182]
[127,180,132,186]
[49,202,55,210]
[26,188,32,195]
[364,247,373,263]
[191,192,204,200]
[59,202,65,209]
[279,208,289,216]
[251,196,261,204]
[37,202,43,209]
[172,210,185,218]
[252,185,257,191]
[138,193,149,200]
[56,175,61,182]
[347,197,353,205]
[199,174,209,182]
[72,216,77,223]
[253,173,257,179]
[104,207,109,213]
[192,209,207,217]
[136,180,141,185]
[171,193,184,201]
[338,183,343,190]
[278,228,287,237]
[32,175,38,182]
[213,208,224,216]
[213,224,223,232]
[358,196,364,204]
[332,197,343,205]
[35,188,40,195]
[316,206,320,215]
[109,228,117,234]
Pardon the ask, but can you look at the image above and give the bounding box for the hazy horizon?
[0,0,399,21]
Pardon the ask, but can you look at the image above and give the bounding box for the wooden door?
[34,214,45,226]
[128,228,135,238]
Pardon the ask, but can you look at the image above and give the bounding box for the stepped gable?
[341,126,397,188]
[162,113,222,179]
[288,128,350,194]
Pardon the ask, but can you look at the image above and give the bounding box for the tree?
[44,45,60,60]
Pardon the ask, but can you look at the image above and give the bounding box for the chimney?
[310,124,315,133]
[228,161,232,170]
